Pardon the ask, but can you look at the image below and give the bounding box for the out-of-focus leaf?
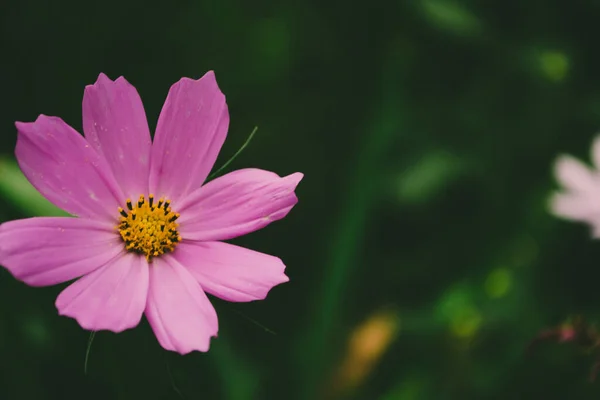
[396,151,464,204]
[0,158,68,217]
[379,375,429,400]
[421,0,483,36]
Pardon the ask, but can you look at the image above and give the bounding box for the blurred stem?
[300,58,405,398]
[211,339,260,400]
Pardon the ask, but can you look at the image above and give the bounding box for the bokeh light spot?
[22,315,49,348]
[539,51,569,82]
[329,308,400,396]
[437,286,482,338]
[485,268,512,299]
[421,0,482,35]
[450,306,482,338]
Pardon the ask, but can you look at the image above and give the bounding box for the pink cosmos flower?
[0,71,302,354]
[551,136,600,237]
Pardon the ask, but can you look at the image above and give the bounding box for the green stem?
[300,105,402,400]
[208,126,258,181]
[84,331,96,375]
[298,48,406,399]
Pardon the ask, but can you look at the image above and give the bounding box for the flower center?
[117,194,181,261]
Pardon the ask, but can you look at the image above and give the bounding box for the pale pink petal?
[591,136,600,170]
[55,252,148,333]
[83,74,152,198]
[149,71,229,204]
[0,217,122,286]
[145,256,218,354]
[550,192,600,221]
[177,169,303,241]
[173,241,289,302]
[554,155,598,193]
[15,115,124,221]
[551,192,600,237]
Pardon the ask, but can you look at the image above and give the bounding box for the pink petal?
[591,136,600,170]
[0,217,122,286]
[551,192,600,238]
[173,241,289,302]
[55,252,148,333]
[15,115,124,221]
[554,155,598,193]
[83,74,152,199]
[550,191,600,221]
[149,71,229,204]
[550,192,598,221]
[177,169,303,241]
[145,256,218,354]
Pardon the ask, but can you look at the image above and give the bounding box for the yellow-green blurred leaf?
[0,158,68,217]
[538,50,570,82]
[396,151,463,204]
[421,0,483,36]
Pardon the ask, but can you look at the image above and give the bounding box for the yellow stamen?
[117,194,181,261]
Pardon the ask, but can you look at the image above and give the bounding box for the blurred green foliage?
[2,0,600,399]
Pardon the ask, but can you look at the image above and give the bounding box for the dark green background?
[2,0,600,399]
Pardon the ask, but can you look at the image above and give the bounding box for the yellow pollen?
[117,194,181,261]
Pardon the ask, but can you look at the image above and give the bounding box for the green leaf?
[0,157,68,217]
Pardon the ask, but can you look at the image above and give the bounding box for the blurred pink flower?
[551,136,600,237]
[0,71,302,354]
